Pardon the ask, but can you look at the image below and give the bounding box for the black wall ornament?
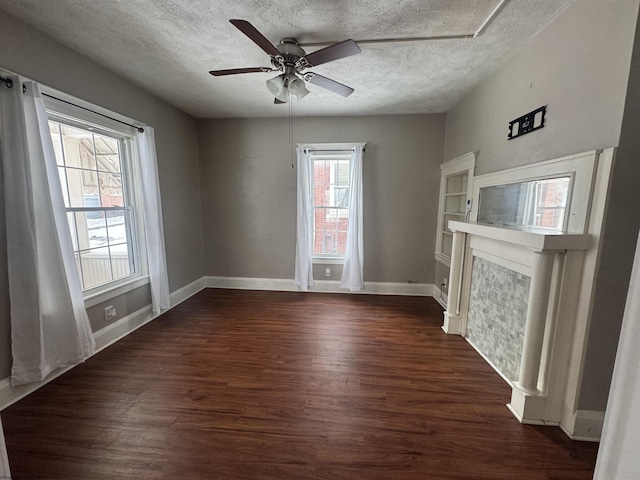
[508,105,546,140]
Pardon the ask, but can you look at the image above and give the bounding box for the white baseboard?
[432,285,448,309]
[560,410,605,442]
[0,277,205,411]
[93,305,154,354]
[170,277,207,306]
[205,276,435,297]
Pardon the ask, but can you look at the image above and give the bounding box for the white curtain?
[135,128,170,315]
[1,78,95,386]
[594,230,640,480]
[340,146,364,291]
[0,417,9,479]
[294,146,314,290]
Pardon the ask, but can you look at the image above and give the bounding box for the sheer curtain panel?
[340,146,364,291]
[135,127,170,314]
[1,78,95,386]
[0,417,9,479]
[295,146,314,290]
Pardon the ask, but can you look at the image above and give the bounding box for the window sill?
[434,252,451,267]
[84,275,150,308]
[312,257,345,265]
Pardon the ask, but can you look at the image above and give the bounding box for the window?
[312,154,351,257]
[477,176,571,231]
[47,112,144,295]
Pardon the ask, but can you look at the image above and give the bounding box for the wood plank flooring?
[2,289,598,479]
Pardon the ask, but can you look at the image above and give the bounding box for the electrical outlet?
[104,305,117,322]
[325,267,331,277]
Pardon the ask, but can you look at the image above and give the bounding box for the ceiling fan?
[209,19,361,104]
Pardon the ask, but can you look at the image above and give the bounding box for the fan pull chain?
[289,93,295,168]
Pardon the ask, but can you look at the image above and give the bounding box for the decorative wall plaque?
[508,105,546,140]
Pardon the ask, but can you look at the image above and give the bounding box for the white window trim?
[44,93,149,306]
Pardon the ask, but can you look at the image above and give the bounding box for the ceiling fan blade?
[274,98,287,104]
[230,19,281,57]
[302,39,361,67]
[303,72,354,97]
[209,67,271,76]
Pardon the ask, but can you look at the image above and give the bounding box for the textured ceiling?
[0,0,574,118]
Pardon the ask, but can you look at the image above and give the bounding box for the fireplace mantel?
[447,221,590,251]
[443,220,591,427]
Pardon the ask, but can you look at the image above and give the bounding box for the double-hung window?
[46,104,146,302]
[312,153,351,259]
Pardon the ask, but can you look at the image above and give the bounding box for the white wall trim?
[432,285,448,309]
[204,276,435,297]
[0,276,206,412]
[560,410,605,442]
[170,277,207,307]
[93,305,153,354]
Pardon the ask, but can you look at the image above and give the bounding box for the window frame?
[44,96,149,307]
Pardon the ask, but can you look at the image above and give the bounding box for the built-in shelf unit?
[435,152,476,266]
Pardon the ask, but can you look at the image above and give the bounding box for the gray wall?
[444,0,639,175]
[579,12,640,411]
[0,12,205,377]
[442,0,640,411]
[197,114,445,284]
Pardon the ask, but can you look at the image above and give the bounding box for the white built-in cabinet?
[435,152,476,266]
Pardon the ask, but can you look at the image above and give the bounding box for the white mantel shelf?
[448,221,591,251]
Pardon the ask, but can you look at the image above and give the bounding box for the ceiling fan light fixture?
[266,74,285,96]
[288,76,310,100]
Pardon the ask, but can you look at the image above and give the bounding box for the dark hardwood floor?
[2,289,598,479]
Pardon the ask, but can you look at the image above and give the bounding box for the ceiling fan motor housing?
[273,38,307,73]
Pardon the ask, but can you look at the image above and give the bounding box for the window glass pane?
[65,168,99,208]
[314,228,338,255]
[335,187,349,208]
[74,211,108,250]
[313,160,330,207]
[61,124,96,170]
[99,172,124,207]
[110,244,132,280]
[337,231,348,255]
[313,207,349,255]
[336,160,349,187]
[478,176,571,231]
[312,155,351,256]
[79,247,113,289]
[106,210,127,245]
[94,135,121,174]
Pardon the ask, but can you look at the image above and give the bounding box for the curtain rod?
[1,75,144,133]
[1,75,26,93]
[42,93,144,133]
[305,148,365,153]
